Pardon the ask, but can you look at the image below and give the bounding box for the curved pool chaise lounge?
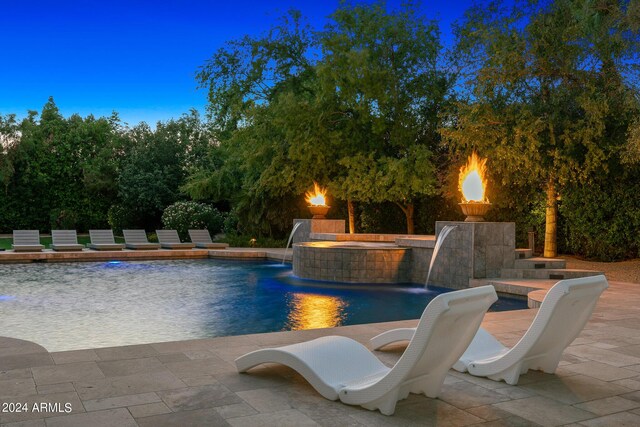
[87,229,125,251]
[156,230,196,250]
[236,286,498,415]
[188,229,229,249]
[370,275,609,385]
[123,229,160,250]
[51,230,84,251]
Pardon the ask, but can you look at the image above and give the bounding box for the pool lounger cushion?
[87,243,125,251]
[370,275,608,385]
[87,230,125,251]
[12,230,45,252]
[188,229,228,249]
[51,230,84,252]
[123,229,160,250]
[236,286,497,415]
[156,230,196,250]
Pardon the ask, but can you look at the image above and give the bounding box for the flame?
[459,151,489,203]
[305,182,328,206]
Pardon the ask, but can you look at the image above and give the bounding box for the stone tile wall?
[293,243,412,283]
[428,221,515,289]
[292,219,345,244]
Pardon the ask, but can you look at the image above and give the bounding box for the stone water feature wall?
[292,219,345,244]
[426,221,515,289]
[293,241,412,283]
[291,219,516,289]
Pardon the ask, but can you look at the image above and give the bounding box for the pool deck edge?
[0,247,292,263]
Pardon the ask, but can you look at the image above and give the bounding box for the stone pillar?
[428,221,515,289]
[292,219,346,244]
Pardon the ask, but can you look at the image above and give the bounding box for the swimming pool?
[0,259,526,351]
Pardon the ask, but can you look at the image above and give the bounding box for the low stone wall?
[291,221,516,288]
[292,219,345,244]
[0,249,211,263]
[293,242,412,283]
[428,221,515,289]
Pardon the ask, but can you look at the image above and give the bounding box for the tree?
[314,1,449,234]
[191,2,450,235]
[445,0,640,257]
[188,11,322,235]
[118,111,213,229]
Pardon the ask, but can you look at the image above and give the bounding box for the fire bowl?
[308,205,330,219]
[459,202,491,222]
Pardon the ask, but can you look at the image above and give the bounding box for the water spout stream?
[425,225,458,289]
[282,222,303,265]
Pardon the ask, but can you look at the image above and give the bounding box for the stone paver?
[493,396,595,426]
[31,362,104,386]
[135,408,230,427]
[81,392,160,412]
[43,408,137,427]
[126,401,172,418]
[0,280,638,426]
[579,411,640,426]
[572,395,640,416]
[157,384,241,411]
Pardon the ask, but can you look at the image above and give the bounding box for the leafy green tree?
[315,1,449,233]
[446,0,640,257]
[188,11,320,236]
[0,99,130,231]
[117,111,213,229]
[191,3,450,235]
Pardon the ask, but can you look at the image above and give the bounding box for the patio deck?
[1,280,639,426]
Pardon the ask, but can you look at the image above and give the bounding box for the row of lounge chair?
[10,229,228,252]
[236,275,609,415]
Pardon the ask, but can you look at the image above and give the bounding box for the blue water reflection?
[0,259,526,351]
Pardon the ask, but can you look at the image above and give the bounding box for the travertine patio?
[1,280,639,427]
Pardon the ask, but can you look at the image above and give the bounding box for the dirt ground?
[564,255,640,284]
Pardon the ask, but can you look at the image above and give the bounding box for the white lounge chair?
[51,230,84,251]
[236,286,497,415]
[156,230,196,249]
[87,230,124,251]
[123,230,160,250]
[12,230,44,252]
[370,275,608,385]
[188,229,229,249]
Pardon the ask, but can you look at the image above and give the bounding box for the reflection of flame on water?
[287,293,346,330]
[305,182,328,206]
[459,151,489,203]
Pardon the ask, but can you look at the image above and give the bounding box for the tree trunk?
[347,199,355,234]
[544,179,557,258]
[396,202,415,235]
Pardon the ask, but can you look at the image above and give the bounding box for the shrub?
[107,204,130,235]
[560,175,640,261]
[50,208,79,230]
[161,201,224,240]
[222,209,240,235]
[218,234,286,248]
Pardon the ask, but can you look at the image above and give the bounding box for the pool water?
[0,259,526,351]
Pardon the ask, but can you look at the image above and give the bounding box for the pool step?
[470,278,557,296]
[513,257,566,269]
[500,268,603,280]
[514,248,533,259]
[470,278,558,308]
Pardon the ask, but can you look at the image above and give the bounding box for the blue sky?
[0,0,473,126]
